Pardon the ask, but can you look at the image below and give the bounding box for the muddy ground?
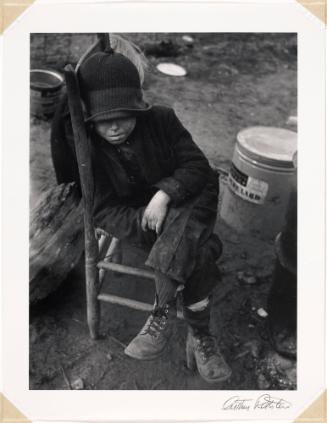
[30,33,297,390]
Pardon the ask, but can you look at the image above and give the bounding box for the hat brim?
[85,103,152,123]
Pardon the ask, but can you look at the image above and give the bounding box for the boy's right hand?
[142,190,171,235]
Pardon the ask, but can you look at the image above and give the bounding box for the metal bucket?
[30,69,64,119]
[220,126,297,240]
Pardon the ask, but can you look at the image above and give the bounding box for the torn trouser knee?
[146,181,220,282]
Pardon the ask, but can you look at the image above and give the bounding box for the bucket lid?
[30,69,64,91]
[237,126,297,169]
[156,63,187,77]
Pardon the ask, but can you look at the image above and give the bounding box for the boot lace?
[141,305,170,338]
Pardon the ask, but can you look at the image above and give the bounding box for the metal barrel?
[30,69,64,119]
[220,126,297,240]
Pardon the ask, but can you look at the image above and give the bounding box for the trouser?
[98,180,222,312]
[267,184,297,357]
[133,181,223,307]
[155,269,213,331]
[267,259,297,336]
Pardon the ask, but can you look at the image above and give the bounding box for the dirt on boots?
[124,302,176,360]
[186,327,232,384]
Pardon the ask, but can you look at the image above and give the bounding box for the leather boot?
[186,327,232,383]
[124,301,176,360]
[183,297,231,383]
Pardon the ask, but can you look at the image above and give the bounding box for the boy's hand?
[142,190,171,234]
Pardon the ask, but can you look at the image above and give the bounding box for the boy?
[51,49,231,384]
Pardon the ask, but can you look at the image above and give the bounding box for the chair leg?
[107,237,123,264]
[86,259,100,339]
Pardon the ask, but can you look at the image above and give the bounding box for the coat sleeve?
[50,95,81,188]
[92,167,146,242]
[153,109,212,205]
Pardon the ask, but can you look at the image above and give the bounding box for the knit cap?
[78,51,151,122]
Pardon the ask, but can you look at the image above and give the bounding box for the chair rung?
[98,293,183,319]
[98,293,153,312]
[97,261,155,280]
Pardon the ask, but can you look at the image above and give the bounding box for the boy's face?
[94,116,136,145]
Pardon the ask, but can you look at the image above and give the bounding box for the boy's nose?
[109,121,119,131]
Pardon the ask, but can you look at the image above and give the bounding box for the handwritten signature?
[222,394,292,411]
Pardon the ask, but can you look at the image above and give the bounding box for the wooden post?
[64,64,100,339]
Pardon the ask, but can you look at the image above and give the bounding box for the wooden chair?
[64,34,178,340]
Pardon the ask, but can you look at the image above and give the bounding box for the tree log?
[29,182,84,304]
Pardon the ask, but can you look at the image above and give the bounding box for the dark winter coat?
[51,99,222,304]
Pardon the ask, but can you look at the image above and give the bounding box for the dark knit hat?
[78,51,151,122]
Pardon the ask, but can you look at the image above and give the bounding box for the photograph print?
[29,32,297,391]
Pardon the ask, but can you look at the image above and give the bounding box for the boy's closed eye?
[94,117,136,145]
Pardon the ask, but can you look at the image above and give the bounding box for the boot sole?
[198,369,232,384]
[124,344,168,361]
